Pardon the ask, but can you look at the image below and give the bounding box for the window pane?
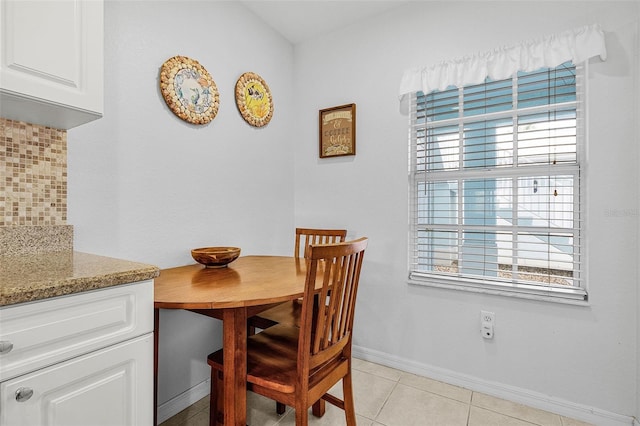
[417,181,458,225]
[517,62,576,108]
[462,178,512,226]
[464,78,512,116]
[515,231,575,285]
[463,119,513,168]
[517,108,577,166]
[419,88,459,122]
[460,230,499,278]
[418,125,460,172]
[415,228,458,273]
[517,176,574,229]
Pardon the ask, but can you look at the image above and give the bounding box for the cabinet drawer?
[0,333,153,426]
[0,280,153,381]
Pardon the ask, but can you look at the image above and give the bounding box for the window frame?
[407,63,588,304]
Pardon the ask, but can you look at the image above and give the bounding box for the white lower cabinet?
[0,334,153,426]
[0,280,154,426]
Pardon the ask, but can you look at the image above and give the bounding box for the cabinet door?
[0,0,103,128]
[0,334,153,426]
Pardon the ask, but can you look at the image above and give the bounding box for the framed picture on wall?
[319,103,356,158]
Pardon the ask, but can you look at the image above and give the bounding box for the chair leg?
[276,401,286,415]
[209,368,217,426]
[311,399,325,417]
[342,370,356,426]
[210,368,223,426]
[295,406,309,426]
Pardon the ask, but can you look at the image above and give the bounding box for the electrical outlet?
[481,311,495,339]
[481,311,495,324]
[482,323,494,339]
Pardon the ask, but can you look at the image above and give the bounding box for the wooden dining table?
[153,255,316,426]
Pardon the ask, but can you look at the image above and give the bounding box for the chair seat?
[208,324,347,395]
[250,299,303,330]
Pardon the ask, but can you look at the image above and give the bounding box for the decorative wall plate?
[235,72,273,127]
[159,56,219,125]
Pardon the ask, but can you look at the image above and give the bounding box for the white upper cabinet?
[0,0,103,129]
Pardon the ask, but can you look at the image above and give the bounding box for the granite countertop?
[0,251,160,307]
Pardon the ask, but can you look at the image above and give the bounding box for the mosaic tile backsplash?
[0,118,68,226]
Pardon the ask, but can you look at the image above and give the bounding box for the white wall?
[66,0,640,422]
[67,1,295,406]
[293,1,639,423]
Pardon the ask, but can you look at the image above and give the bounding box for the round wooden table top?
[154,255,312,310]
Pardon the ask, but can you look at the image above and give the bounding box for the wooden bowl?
[191,247,241,268]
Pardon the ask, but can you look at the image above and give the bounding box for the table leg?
[222,308,247,426]
[154,308,159,426]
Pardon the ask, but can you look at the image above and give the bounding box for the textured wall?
[66,0,296,410]
[293,1,639,421]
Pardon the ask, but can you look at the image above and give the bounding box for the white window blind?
[409,62,586,301]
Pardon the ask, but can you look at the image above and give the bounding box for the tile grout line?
[395,372,473,407]
[470,391,556,426]
[368,372,403,424]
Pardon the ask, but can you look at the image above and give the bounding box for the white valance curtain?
[399,24,607,107]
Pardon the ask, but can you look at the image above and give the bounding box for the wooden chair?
[248,227,348,331]
[247,228,348,415]
[208,237,368,426]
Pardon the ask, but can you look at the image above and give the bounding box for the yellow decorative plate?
[159,56,219,125]
[235,72,273,127]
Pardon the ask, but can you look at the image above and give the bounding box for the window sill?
[408,275,589,306]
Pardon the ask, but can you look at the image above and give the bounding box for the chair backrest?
[298,237,368,373]
[294,228,348,259]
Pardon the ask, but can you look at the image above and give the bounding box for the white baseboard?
[352,345,634,426]
[157,378,210,424]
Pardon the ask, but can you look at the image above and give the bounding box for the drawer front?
[0,334,153,426]
[0,280,153,381]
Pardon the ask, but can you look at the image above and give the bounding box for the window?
[409,62,586,302]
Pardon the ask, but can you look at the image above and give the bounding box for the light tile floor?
[160,358,594,426]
